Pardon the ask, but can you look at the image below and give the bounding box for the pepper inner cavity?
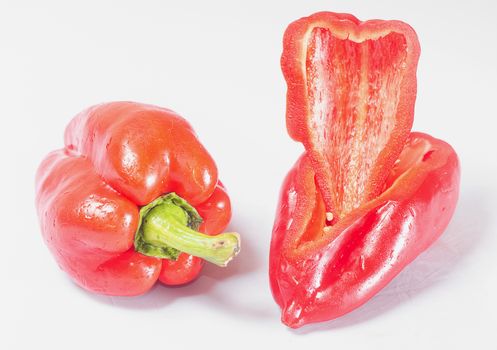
[306,27,408,220]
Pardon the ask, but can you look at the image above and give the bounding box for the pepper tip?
[281,301,306,329]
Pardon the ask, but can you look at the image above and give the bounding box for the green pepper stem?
[135,193,240,267]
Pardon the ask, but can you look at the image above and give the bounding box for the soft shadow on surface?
[201,216,264,280]
[292,187,491,334]
[77,214,274,320]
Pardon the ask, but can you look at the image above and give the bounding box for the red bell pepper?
[36,102,240,296]
[270,12,460,328]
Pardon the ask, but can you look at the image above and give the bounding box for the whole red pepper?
[270,12,460,328]
[36,102,240,295]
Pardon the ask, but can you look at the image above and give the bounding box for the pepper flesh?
[270,12,460,328]
[282,12,420,220]
[36,102,239,295]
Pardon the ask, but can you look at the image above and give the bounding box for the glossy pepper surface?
[270,12,460,328]
[36,102,240,296]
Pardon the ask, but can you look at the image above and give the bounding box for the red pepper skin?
[36,102,233,295]
[64,102,218,207]
[270,133,460,328]
[196,182,232,236]
[159,254,204,286]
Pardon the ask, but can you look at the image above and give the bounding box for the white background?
[1,1,496,349]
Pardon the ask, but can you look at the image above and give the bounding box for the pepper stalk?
[135,193,240,267]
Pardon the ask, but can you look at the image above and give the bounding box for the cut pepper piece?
[271,12,460,328]
[282,12,420,220]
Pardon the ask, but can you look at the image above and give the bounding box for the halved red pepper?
[36,102,240,295]
[270,12,460,328]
